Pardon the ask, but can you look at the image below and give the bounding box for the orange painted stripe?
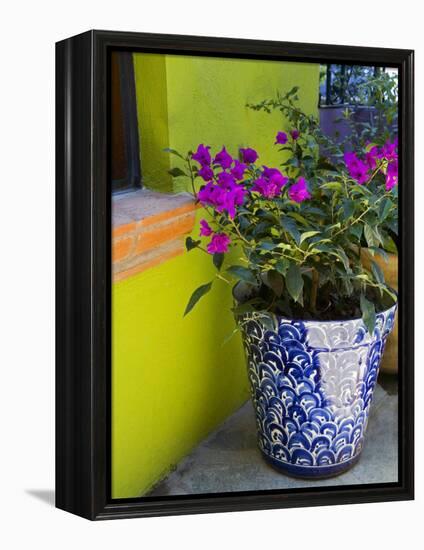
[113,243,184,282]
[135,213,195,255]
[112,221,136,239]
[112,236,134,262]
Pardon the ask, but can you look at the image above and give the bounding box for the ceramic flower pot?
[361,249,398,374]
[235,293,397,479]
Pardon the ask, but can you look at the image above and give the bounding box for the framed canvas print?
[56,30,414,520]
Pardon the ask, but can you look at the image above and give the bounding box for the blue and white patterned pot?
[237,302,397,478]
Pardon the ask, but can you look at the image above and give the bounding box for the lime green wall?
[113,55,320,498]
[112,212,248,498]
[133,54,173,192]
[134,53,320,193]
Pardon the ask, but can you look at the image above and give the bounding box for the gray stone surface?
[148,377,398,496]
[112,188,194,226]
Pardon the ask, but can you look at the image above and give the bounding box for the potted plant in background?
[248,84,399,373]
[317,65,398,152]
[167,127,398,478]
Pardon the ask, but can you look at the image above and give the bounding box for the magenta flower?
[253,167,288,198]
[365,146,379,170]
[224,184,247,218]
[344,151,369,185]
[290,129,300,140]
[240,147,259,164]
[288,177,311,203]
[214,147,233,169]
[275,131,288,145]
[262,167,288,187]
[231,160,247,180]
[381,140,398,162]
[192,144,211,166]
[199,219,213,237]
[198,165,214,182]
[207,233,231,254]
[252,177,269,196]
[197,180,246,219]
[385,160,398,191]
[217,171,236,188]
[197,182,226,209]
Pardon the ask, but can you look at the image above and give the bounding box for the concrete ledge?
[112,189,197,282]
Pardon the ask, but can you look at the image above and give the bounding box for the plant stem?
[310,268,319,312]
[230,218,251,245]
[186,156,197,197]
[216,274,231,284]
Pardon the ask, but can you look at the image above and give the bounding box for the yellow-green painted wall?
[134,53,320,193]
[112,212,248,498]
[113,54,320,498]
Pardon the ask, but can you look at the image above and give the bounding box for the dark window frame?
[111,52,141,193]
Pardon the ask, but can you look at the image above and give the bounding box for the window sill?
[112,189,197,282]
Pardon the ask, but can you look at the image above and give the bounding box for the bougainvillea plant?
[247,86,398,252]
[166,126,398,333]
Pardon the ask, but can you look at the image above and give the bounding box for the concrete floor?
[148,376,398,496]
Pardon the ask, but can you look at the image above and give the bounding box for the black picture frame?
[56,30,414,521]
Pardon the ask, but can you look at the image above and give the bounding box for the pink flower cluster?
[199,219,231,254]
[344,139,398,191]
[252,167,288,198]
[192,140,311,255]
[194,144,249,219]
[275,129,300,145]
[288,177,311,203]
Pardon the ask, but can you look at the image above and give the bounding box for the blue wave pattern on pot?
[239,305,397,478]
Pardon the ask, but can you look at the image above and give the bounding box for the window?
[111,52,141,192]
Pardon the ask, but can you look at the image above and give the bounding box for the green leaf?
[256,313,276,331]
[213,253,224,271]
[227,265,257,285]
[321,181,343,192]
[255,209,278,223]
[281,217,301,245]
[184,282,213,316]
[303,206,327,217]
[351,184,371,196]
[360,294,376,334]
[330,247,351,273]
[286,212,309,226]
[378,197,393,221]
[258,241,278,251]
[364,224,377,248]
[168,167,187,177]
[288,85,299,96]
[252,221,273,237]
[185,237,201,251]
[371,260,385,285]
[232,298,263,316]
[349,224,363,241]
[163,147,185,160]
[311,242,332,253]
[382,233,398,254]
[300,230,321,244]
[265,270,284,297]
[286,157,299,168]
[285,264,304,303]
[275,258,290,275]
[342,199,355,219]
